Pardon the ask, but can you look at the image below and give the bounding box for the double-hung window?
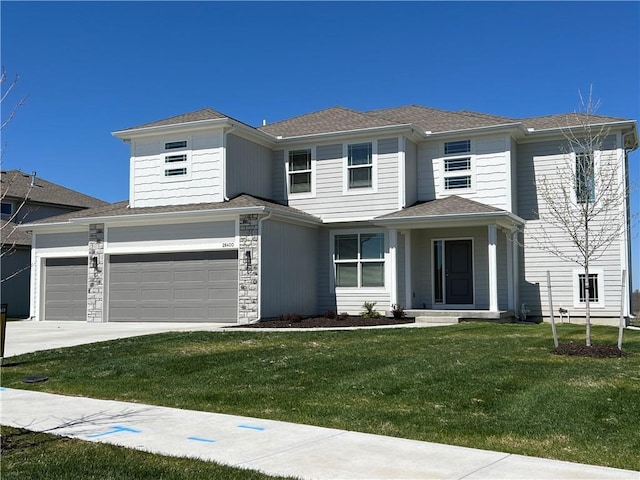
[575,153,595,203]
[334,232,385,288]
[288,149,312,194]
[347,143,373,189]
[442,140,473,192]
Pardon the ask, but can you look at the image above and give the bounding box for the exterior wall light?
[245,251,251,267]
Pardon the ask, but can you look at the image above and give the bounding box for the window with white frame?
[288,149,312,194]
[347,142,373,189]
[442,139,473,192]
[575,152,595,203]
[573,268,604,307]
[334,232,385,287]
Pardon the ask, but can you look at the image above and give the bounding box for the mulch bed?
[232,316,415,328]
[553,343,626,358]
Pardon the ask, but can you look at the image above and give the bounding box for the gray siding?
[1,246,31,317]
[260,219,318,317]
[108,221,235,243]
[10,203,82,224]
[271,150,286,203]
[35,231,88,249]
[517,139,623,317]
[405,139,418,207]
[226,133,273,199]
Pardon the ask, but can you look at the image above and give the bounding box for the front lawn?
[1,323,638,470]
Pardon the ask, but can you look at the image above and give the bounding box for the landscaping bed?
[235,315,415,328]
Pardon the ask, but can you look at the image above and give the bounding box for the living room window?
[334,232,385,288]
[287,149,313,194]
[347,142,373,189]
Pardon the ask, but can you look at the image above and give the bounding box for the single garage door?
[44,257,88,321]
[108,251,238,322]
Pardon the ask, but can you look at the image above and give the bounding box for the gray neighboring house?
[21,106,638,325]
[1,170,107,317]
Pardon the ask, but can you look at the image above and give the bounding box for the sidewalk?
[1,388,637,479]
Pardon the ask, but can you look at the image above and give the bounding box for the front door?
[444,240,473,305]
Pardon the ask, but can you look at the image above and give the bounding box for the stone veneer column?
[238,214,260,323]
[87,223,105,323]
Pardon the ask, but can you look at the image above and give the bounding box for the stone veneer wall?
[238,214,260,323]
[87,223,105,323]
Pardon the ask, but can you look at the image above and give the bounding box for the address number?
[222,242,235,248]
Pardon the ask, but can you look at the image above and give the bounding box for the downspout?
[254,211,273,322]
[622,131,637,316]
[222,124,236,202]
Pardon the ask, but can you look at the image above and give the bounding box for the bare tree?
[532,88,629,346]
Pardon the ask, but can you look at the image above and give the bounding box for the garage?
[108,251,238,322]
[44,257,88,321]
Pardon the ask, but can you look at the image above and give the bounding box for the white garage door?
[108,251,238,322]
[44,257,88,321]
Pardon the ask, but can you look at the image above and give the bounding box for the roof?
[376,196,503,220]
[24,194,321,226]
[1,219,32,247]
[120,108,228,131]
[258,106,406,138]
[520,113,629,131]
[1,170,108,209]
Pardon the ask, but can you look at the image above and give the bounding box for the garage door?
[108,251,238,322]
[44,257,88,321]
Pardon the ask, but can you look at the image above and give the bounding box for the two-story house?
[1,170,108,317]
[21,106,638,324]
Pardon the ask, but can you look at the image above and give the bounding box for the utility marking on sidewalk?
[187,436,216,443]
[0,387,6,391]
[86,425,142,438]
[238,424,265,431]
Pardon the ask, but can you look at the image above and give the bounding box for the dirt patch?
[553,343,626,358]
[231,315,415,329]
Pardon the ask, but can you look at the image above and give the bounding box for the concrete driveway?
[2,320,234,357]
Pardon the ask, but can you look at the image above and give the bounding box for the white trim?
[488,224,498,312]
[431,237,476,308]
[572,267,605,309]
[398,136,406,210]
[504,134,513,213]
[285,146,316,199]
[342,140,378,195]
[389,229,398,308]
[404,230,412,309]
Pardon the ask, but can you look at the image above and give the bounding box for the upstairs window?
[444,140,471,155]
[445,176,472,190]
[165,140,187,150]
[334,232,384,288]
[165,154,187,163]
[444,157,471,172]
[576,153,595,203]
[288,149,312,194]
[164,167,187,177]
[347,142,373,189]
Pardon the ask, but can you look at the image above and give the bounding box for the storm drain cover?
[21,376,48,384]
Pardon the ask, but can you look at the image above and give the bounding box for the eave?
[373,210,525,230]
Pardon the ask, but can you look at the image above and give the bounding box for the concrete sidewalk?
[1,388,637,479]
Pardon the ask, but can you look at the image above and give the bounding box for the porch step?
[415,316,460,324]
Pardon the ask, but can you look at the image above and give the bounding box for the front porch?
[403,309,515,324]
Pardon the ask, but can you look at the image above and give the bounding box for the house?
[1,170,108,317]
[20,106,638,324]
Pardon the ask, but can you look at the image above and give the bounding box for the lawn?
[1,426,293,480]
[1,323,639,471]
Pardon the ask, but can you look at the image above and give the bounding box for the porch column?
[488,224,498,312]
[506,230,514,311]
[389,228,398,309]
[404,230,412,309]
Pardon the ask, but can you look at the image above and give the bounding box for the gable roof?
[120,108,229,131]
[23,194,321,227]
[258,106,407,138]
[1,170,108,209]
[377,195,503,220]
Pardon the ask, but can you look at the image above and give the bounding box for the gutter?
[270,124,419,143]
[373,210,525,227]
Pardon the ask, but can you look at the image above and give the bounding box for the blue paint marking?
[86,425,142,438]
[238,424,265,431]
[187,436,216,443]
[0,387,6,391]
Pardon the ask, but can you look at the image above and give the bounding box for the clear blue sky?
[2,1,639,286]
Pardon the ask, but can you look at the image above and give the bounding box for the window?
[576,153,595,203]
[334,232,384,287]
[165,154,187,163]
[578,273,599,303]
[1,202,12,215]
[444,157,471,172]
[445,176,471,190]
[444,140,471,155]
[165,140,187,150]
[347,143,373,189]
[433,241,444,303]
[164,167,187,177]
[288,149,312,194]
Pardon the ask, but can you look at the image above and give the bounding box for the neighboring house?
[20,106,638,324]
[1,170,108,317]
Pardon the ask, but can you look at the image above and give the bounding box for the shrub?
[391,304,406,319]
[279,313,303,323]
[361,301,381,319]
[324,310,337,319]
[339,312,350,321]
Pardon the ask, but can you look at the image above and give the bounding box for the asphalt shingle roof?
[376,195,503,220]
[519,113,628,130]
[1,170,108,209]
[1,219,32,246]
[119,108,231,132]
[25,194,320,226]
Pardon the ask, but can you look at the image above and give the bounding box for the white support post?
[389,229,398,310]
[404,230,412,309]
[488,224,498,312]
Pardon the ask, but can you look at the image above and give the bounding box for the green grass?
[2,323,639,471]
[0,426,293,480]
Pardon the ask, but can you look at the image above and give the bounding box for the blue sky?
[2,1,639,285]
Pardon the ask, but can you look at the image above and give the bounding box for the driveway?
[2,320,234,357]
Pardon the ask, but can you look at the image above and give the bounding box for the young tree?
[533,88,629,346]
